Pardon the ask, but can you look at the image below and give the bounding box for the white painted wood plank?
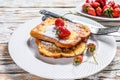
[0,0,76,8]
[0,8,120,43]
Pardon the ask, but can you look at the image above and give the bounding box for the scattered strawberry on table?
[82,0,120,18]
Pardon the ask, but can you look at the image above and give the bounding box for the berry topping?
[55,18,64,27]
[57,26,71,39]
[55,18,71,39]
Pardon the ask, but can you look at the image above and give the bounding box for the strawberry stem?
[74,57,81,65]
[62,11,80,17]
[87,43,98,64]
[92,54,98,64]
[56,29,60,35]
[73,51,81,65]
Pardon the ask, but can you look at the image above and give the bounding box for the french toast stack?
[30,17,91,58]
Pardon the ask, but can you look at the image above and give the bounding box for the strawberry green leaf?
[56,29,60,35]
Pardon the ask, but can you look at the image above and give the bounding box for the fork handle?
[39,10,60,18]
[97,26,120,35]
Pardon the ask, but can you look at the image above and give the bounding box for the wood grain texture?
[0,7,120,44]
[0,74,51,80]
[0,0,77,8]
[0,0,120,80]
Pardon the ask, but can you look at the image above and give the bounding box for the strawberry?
[74,55,83,65]
[55,18,64,27]
[108,1,115,7]
[76,55,83,62]
[82,3,91,12]
[95,0,106,8]
[96,7,102,16]
[113,4,120,9]
[91,2,100,8]
[55,18,71,39]
[87,43,96,53]
[57,27,71,39]
[112,8,120,18]
[88,7,96,16]
[86,0,90,3]
[102,5,113,17]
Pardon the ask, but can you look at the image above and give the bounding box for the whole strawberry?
[88,7,96,16]
[55,18,64,27]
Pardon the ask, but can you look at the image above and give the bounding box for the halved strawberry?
[57,27,71,39]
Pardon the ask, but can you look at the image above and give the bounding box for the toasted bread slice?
[30,17,90,48]
[35,39,86,58]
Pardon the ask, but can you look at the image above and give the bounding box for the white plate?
[76,2,120,21]
[8,16,116,79]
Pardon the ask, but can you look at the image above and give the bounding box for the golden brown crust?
[30,17,90,48]
[35,39,86,58]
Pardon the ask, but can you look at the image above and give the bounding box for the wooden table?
[0,0,120,80]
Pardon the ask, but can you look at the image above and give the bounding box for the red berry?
[86,0,90,3]
[88,7,96,16]
[58,27,71,39]
[74,55,83,65]
[87,43,96,52]
[76,55,83,62]
[55,18,64,27]
[103,5,111,11]
[82,3,91,12]
[96,7,102,16]
[108,1,115,7]
[102,5,113,17]
[88,43,96,47]
[112,8,120,18]
[113,4,120,9]
[91,2,100,8]
[86,0,94,4]
[95,0,106,8]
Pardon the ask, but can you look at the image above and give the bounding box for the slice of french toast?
[35,39,86,58]
[30,17,90,48]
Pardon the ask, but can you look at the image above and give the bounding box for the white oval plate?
[8,15,116,79]
[76,2,120,21]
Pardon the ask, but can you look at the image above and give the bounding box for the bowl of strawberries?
[76,0,120,20]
